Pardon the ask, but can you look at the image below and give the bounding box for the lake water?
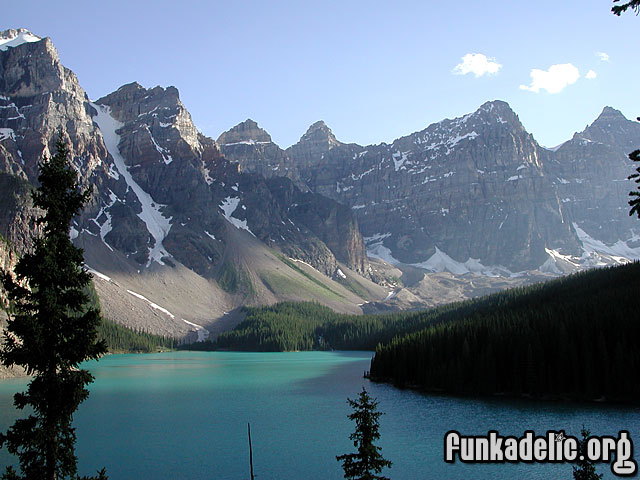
[0,351,638,479]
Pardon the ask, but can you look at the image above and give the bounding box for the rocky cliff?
[0,29,379,340]
[231,101,640,274]
[218,119,305,188]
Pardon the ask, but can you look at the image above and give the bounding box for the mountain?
[0,29,384,342]
[230,101,640,275]
[218,119,306,188]
[1,28,639,342]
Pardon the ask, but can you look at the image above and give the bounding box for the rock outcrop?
[231,101,640,273]
[0,29,375,339]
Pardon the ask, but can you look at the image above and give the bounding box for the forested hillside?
[188,302,417,351]
[369,262,640,402]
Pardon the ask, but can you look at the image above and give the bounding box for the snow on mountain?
[410,247,514,277]
[539,224,640,274]
[91,103,173,266]
[219,196,255,236]
[0,29,41,51]
[573,223,640,262]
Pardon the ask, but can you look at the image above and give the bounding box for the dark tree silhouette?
[336,388,392,480]
[612,0,640,15]
[627,142,640,219]
[572,427,603,480]
[612,2,640,217]
[0,136,107,480]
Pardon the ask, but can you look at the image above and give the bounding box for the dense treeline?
[97,317,176,353]
[187,302,427,351]
[369,262,640,402]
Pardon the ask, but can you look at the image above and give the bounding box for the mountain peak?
[574,106,640,149]
[476,100,519,123]
[0,29,42,51]
[297,120,341,148]
[217,119,272,145]
[594,106,627,123]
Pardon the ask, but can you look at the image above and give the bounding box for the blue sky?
[4,0,639,148]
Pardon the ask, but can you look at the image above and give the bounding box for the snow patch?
[0,128,15,142]
[204,166,214,185]
[384,290,398,301]
[127,289,175,318]
[412,247,514,277]
[0,30,41,51]
[363,232,392,244]
[574,223,640,261]
[219,196,255,236]
[86,268,112,282]
[223,140,270,146]
[539,225,640,274]
[392,151,409,171]
[92,103,173,266]
[365,238,401,265]
[146,126,173,165]
[351,166,375,181]
[182,319,210,342]
[448,131,479,149]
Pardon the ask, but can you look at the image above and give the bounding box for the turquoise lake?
[0,351,638,479]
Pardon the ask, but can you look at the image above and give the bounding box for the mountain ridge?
[0,29,384,341]
[1,28,639,342]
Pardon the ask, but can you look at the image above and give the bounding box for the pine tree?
[572,427,603,480]
[0,136,108,480]
[336,387,392,480]
[612,0,640,15]
[627,146,640,219]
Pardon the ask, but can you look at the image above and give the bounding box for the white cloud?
[519,63,580,94]
[596,51,610,62]
[586,70,597,79]
[452,53,502,77]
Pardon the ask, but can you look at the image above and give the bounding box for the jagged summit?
[592,106,628,124]
[0,28,41,51]
[286,120,343,164]
[297,120,342,148]
[95,82,185,125]
[578,106,639,149]
[462,100,523,131]
[217,119,272,145]
[96,82,180,105]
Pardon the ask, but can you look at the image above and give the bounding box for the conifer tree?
[626,146,640,219]
[612,0,640,15]
[611,2,640,218]
[0,136,107,480]
[573,427,603,480]
[336,387,392,480]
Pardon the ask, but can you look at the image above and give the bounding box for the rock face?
[0,29,374,338]
[286,121,345,164]
[0,31,111,251]
[544,107,640,245]
[218,119,305,188]
[231,101,640,273]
